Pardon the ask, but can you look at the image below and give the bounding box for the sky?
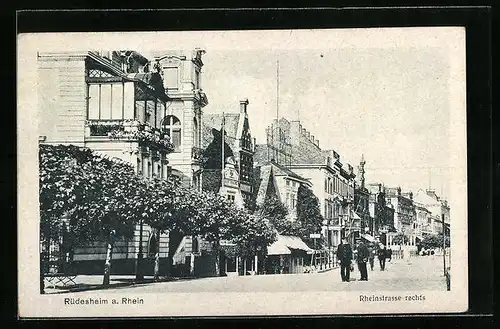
[200,47,454,199]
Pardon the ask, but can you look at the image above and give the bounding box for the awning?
[361,233,376,243]
[267,235,314,256]
[351,210,361,220]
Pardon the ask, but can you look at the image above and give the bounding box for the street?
[64,255,447,295]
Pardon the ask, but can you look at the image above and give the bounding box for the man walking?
[336,238,353,282]
[378,245,387,270]
[368,244,375,271]
[356,241,370,281]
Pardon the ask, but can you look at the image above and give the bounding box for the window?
[193,117,199,147]
[286,180,290,186]
[162,115,181,152]
[227,194,235,202]
[195,70,201,89]
[147,231,158,258]
[136,158,141,174]
[164,67,178,90]
[87,83,127,120]
[146,101,156,127]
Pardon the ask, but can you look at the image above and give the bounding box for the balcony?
[191,146,204,161]
[85,119,174,152]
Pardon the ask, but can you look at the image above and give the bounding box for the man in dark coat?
[336,238,353,282]
[378,245,387,270]
[356,241,370,281]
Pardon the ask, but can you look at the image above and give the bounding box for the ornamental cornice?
[37,52,89,62]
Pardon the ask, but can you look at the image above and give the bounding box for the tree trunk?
[40,234,49,294]
[153,230,160,281]
[213,241,220,276]
[103,239,114,286]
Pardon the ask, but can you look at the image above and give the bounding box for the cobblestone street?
[62,255,447,295]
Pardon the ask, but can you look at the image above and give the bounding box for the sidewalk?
[42,275,193,294]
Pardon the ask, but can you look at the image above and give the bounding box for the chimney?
[310,134,315,143]
[315,139,319,147]
[239,99,249,114]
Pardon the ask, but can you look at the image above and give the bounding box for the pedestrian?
[336,238,353,282]
[387,249,393,262]
[378,245,387,270]
[368,244,375,271]
[356,241,370,281]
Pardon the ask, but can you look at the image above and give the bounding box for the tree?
[39,144,144,286]
[256,195,290,233]
[232,214,277,259]
[295,184,324,248]
[139,177,179,280]
[420,233,450,250]
[391,232,409,246]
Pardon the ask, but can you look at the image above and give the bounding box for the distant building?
[201,99,256,208]
[413,189,450,236]
[253,160,311,221]
[255,118,357,254]
[354,155,372,238]
[385,187,417,234]
[414,201,434,236]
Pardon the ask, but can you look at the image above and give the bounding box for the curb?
[43,277,183,294]
[317,266,338,273]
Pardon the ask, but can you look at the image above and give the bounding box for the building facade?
[255,118,356,254]
[413,189,451,236]
[385,187,417,234]
[253,160,312,221]
[37,50,176,275]
[201,99,256,207]
[152,49,209,188]
[354,155,372,238]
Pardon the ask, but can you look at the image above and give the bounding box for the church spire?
[358,154,366,189]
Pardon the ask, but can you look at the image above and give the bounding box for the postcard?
[17,27,467,318]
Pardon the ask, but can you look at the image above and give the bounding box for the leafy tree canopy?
[419,233,450,249]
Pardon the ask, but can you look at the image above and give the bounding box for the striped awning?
[267,235,314,256]
[361,233,376,243]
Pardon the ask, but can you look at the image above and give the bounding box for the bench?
[44,273,77,289]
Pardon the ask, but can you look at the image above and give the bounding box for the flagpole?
[221,112,225,171]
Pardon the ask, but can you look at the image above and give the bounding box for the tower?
[153,49,209,188]
[358,154,366,189]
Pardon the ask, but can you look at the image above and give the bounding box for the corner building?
[152,49,208,188]
[37,51,175,275]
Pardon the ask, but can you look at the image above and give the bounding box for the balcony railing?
[85,119,174,152]
[191,146,204,161]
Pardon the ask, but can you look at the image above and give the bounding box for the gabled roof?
[260,160,309,185]
[253,165,276,208]
[203,113,240,140]
[413,189,441,206]
[253,144,270,165]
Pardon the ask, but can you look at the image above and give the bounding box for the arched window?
[147,230,159,258]
[193,117,199,148]
[162,115,181,152]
